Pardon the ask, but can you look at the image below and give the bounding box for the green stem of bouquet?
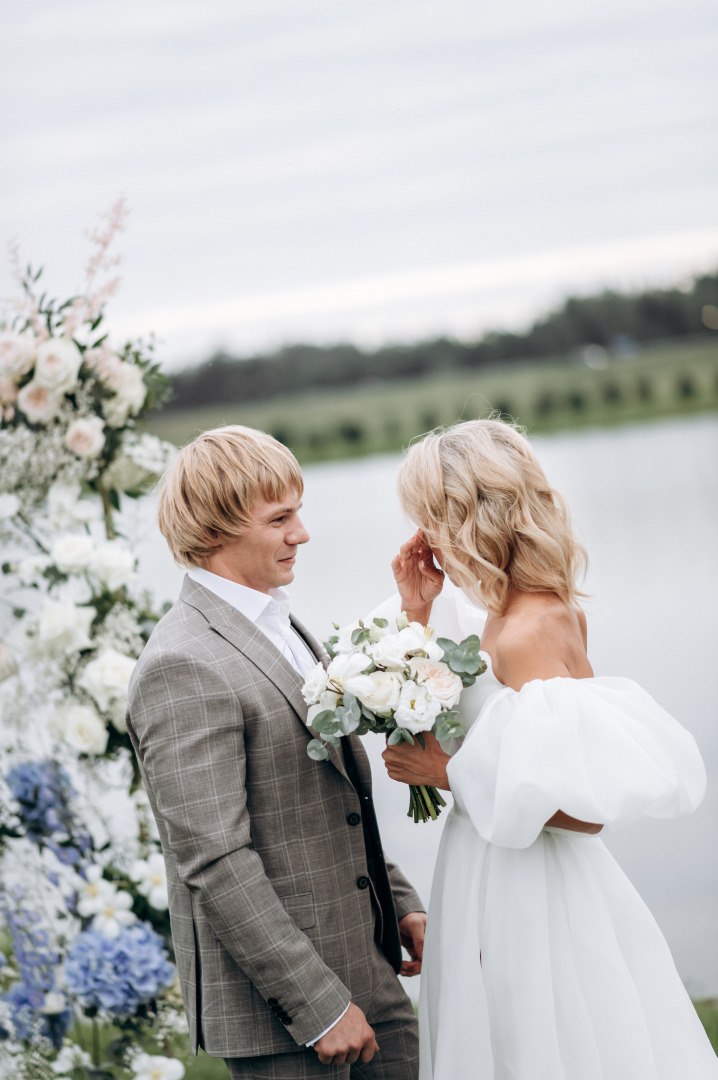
[408,783,447,823]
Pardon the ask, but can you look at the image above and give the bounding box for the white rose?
[326,651,374,699]
[0,643,19,682]
[38,601,95,656]
[102,364,146,428]
[0,329,36,378]
[50,700,108,756]
[302,661,330,704]
[357,669,402,715]
[307,690,340,726]
[34,338,82,394]
[16,380,62,423]
[91,541,135,591]
[130,851,169,911]
[408,657,463,709]
[65,416,105,458]
[394,680,442,734]
[368,633,409,671]
[0,493,19,520]
[51,534,95,574]
[79,647,136,722]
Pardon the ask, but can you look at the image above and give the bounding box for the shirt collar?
[187,567,291,626]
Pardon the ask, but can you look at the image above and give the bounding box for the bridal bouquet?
[302,613,486,822]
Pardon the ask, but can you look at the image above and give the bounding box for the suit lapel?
[180,576,351,784]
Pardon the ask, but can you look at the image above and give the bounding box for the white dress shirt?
[186,567,349,1045]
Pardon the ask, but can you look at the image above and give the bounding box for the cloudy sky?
[2,0,717,369]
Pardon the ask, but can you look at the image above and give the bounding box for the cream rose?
[51,534,95,574]
[65,416,105,458]
[409,657,462,709]
[356,669,402,715]
[91,541,135,591]
[17,380,62,424]
[79,647,136,722]
[50,700,108,755]
[34,337,82,393]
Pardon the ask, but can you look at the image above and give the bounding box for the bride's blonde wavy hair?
[398,418,587,614]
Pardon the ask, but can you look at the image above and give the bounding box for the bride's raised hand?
[391,530,444,625]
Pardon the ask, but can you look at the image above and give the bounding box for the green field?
[146,337,718,461]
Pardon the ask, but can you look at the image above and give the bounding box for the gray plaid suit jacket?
[125,575,422,1059]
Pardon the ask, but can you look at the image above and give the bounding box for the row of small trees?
[166,271,718,411]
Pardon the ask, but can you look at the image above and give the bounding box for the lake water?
[132,414,718,997]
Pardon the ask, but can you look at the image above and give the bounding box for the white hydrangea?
[102,363,147,428]
[0,643,19,683]
[132,1053,185,1080]
[48,480,99,530]
[51,1043,93,1075]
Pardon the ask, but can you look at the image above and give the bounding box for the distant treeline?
[166,271,718,411]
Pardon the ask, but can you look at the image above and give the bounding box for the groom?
[126,426,423,1079]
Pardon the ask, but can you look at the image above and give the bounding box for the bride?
[379,419,717,1079]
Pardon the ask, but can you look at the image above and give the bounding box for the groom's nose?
[288,516,310,545]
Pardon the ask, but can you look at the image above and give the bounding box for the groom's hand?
[313,1002,379,1066]
[398,911,427,976]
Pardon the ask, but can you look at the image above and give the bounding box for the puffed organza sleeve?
[446,676,707,849]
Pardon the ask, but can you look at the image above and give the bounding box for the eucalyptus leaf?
[307,740,330,760]
[387,727,404,746]
[343,692,361,722]
[373,617,389,628]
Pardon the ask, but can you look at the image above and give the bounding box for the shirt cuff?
[305,1003,350,1047]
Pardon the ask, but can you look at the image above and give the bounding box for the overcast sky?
[2,0,717,369]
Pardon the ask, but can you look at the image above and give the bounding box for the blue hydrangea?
[4,759,91,862]
[65,922,175,1018]
[0,981,72,1049]
[5,760,76,839]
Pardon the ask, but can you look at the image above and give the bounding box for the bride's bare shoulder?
[493,593,593,690]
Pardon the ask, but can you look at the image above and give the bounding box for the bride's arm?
[392,531,444,625]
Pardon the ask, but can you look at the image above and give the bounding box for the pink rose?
[64,416,105,458]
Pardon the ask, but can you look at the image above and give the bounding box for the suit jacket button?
[357,875,370,889]
[347,812,361,826]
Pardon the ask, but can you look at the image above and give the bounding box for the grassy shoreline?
[146,337,718,460]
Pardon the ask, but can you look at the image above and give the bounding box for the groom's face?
[207,489,309,594]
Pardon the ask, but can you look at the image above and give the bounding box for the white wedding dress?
[373,584,718,1078]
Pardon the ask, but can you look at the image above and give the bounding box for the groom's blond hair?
[157,425,303,567]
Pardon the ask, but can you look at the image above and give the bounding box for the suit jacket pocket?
[280,891,316,931]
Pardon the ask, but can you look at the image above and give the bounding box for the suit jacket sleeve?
[128,651,350,1046]
[385,859,425,919]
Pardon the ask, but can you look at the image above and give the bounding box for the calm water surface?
[133,415,718,996]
